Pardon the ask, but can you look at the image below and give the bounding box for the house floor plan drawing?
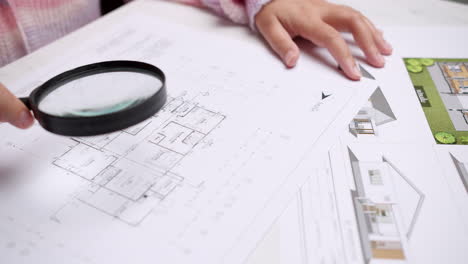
[0,11,376,264]
[50,96,226,226]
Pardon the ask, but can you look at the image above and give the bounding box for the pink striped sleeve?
[0,0,273,67]
[7,0,101,52]
[244,0,271,29]
[167,0,272,28]
[0,2,28,66]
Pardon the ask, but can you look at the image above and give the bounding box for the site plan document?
[246,28,468,264]
[0,5,376,264]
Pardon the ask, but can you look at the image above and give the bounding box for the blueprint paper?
[225,51,435,264]
[248,31,468,263]
[250,130,468,264]
[223,80,374,264]
[0,15,376,263]
[434,146,468,221]
[290,142,468,264]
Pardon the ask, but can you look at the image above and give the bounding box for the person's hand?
[255,0,393,80]
[0,83,34,129]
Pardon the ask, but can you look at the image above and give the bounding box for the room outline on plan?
[50,95,226,226]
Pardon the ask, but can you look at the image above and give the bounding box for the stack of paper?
[0,9,375,264]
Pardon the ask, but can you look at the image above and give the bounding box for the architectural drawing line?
[328,150,351,264]
[383,156,425,239]
[296,191,310,264]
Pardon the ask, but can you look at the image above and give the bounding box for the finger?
[0,83,34,129]
[324,7,385,67]
[299,20,361,80]
[350,17,385,67]
[256,15,300,68]
[362,17,392,55]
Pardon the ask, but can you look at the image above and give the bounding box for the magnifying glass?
[19,61,167,137]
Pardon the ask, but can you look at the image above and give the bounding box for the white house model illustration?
[348,148,424,263]
[349,88,397,136]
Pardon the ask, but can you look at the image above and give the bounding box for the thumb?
[0,83,34,129]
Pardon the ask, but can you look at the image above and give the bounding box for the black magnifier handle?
[19,97,32,110]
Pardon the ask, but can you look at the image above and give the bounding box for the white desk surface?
[1,0,468,263]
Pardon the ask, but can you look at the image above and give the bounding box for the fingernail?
[376,53,385,66]
[284,50,297,67]
[14,110,33,129]
[383,39,393,51]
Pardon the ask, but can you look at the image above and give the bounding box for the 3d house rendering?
[348,148,425,263]
[449,79,468,94]
[440,62,468,94]
[450,153,468,193]
[428,61,468,131]
[349,88,397,136]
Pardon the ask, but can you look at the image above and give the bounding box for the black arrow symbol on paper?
[322,92,332,100]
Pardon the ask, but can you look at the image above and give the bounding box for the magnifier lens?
[38,71,163,117]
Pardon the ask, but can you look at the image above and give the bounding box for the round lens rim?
[27,60,167,136]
